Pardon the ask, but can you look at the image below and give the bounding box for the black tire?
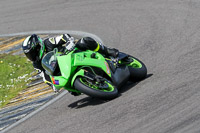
[128,56,147,81]
[74,77,118,100]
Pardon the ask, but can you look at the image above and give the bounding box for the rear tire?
[127,56,147,81]
[74,77,118,100]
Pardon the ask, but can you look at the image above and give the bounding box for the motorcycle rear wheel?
[74,77,118,100]
[127,56,147,81]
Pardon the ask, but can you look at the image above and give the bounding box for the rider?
[22,34,119,94]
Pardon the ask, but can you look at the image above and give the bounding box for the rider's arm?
[55,34,72,46]
[33,61,44,72]
[33,61,58,91]
[33,61,50,84]
[44,34,72,52]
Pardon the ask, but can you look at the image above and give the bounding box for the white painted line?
[0,30,104,44]
[1,91,68,133]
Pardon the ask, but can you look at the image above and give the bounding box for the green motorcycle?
[41,47,147,100]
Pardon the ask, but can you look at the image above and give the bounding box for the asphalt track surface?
[1,0,200,133]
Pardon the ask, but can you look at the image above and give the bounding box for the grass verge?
[0,53,34,108]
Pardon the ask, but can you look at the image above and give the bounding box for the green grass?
[0,54,34,108]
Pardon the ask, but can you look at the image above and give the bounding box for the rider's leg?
[76,37,119,58]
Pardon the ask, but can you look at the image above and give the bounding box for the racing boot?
[97,43,119,58]
[104,47,119,58]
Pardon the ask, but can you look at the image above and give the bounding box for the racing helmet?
[22,34,45,61]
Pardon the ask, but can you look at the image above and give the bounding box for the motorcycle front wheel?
[74,77,118,100]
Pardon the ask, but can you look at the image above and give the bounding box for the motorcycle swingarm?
[111,65,130,89]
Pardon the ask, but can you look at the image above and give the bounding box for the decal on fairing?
[52,77,59,85]
[104,62,111,75]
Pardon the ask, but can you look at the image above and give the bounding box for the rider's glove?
[34,68,42,75]
[68,36,74,42]
[66,37,75,51]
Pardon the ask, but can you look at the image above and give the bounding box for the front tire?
[74,77,118,100]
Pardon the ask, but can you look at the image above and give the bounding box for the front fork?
[71,68,109,88]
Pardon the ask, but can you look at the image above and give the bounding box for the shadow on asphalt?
[119,74,153,94]
[68,97,107,109]
[68,74,153,109]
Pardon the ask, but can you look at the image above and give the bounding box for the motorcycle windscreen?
[41,51,58,75]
